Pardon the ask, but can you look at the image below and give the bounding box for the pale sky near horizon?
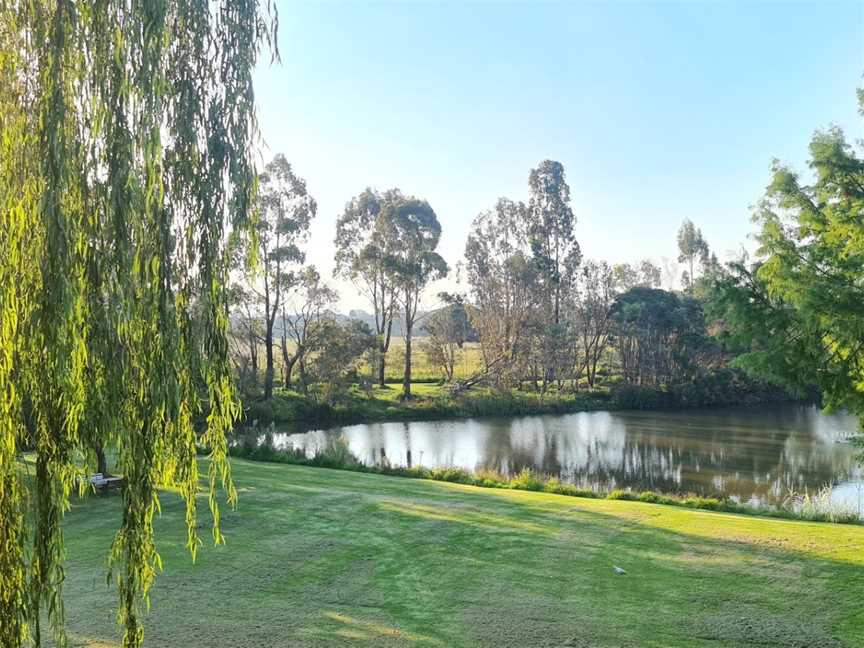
[253,0,864,312]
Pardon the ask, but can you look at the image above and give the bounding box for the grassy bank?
[244,383,613,427]
[229,441,861,525]
[58,459,864,647]
[245,375,796,428]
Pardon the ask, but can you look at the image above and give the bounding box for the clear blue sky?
[254,1,864,311]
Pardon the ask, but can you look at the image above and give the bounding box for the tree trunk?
[248,329,258,387]
[94,441,108,476]
[264,319,274,399]
[285,353,300,390]
[298,358,307,394]
[280,334,289,388]
[402,305,413,398]
[377,345,386,388]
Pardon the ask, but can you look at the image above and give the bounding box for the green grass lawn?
[58,459,864,647]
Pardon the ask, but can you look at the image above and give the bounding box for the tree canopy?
[0,3,274,646]
[708,102,864,425]
[334,188,404,386]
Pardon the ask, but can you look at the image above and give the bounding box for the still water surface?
[253,404,863,510]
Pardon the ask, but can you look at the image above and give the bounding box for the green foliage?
[384,197,448,396]
[0,3,274,646]
[610,385,677,410]
[236,154,317,399]
[333,188,405,386]
[307,320,377,403]
[510,468,545,492]
[527,160,581,323]
[676,218,714,291]
[611,287,719,387]
[247,376,791,429]
[707,90,864,427]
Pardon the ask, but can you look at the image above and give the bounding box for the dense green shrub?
[610,386,677,410]
[428,467,475,484]
[510,468,545,492]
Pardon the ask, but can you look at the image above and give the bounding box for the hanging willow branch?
[0,2,276,646]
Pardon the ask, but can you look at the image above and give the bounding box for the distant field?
[56,460,864,647]
[261,338,617,384]
[255,338,486,383]
[375,339,484,382]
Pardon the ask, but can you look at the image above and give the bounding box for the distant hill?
[250,307,478,340]
[338,310,422,338]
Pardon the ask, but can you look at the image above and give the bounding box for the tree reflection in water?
[259,404,862,509]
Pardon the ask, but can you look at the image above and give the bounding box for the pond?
[244,404,863,512]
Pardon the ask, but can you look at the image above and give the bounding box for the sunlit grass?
[55,459,864,647]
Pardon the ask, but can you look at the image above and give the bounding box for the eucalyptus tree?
[229,283,264,395]
[386,198,449,397]
[422,293,471,382]
[243,154,316,399]
[612,260,662,292]
[570,260,618,389]
[677,219,710,291]
[465,198,540,380]
[0,3,274,647]
[527,160,581,324]
[308,320,377,403]
[334,188,404,387]
[280,266,338,389]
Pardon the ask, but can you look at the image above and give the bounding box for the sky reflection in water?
[257,404,863,510]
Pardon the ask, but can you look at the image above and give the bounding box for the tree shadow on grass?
[381,480,864,647]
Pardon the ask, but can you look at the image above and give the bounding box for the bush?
[510,468,544,492]
[244,400,274,426]
[542,478,597,498]
[308,437,358,468]
[474,469,508,488]
[428,467,474,484]
[610,385,678,410]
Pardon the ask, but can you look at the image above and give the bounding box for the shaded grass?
[56,459,864,647]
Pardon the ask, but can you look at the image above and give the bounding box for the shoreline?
[226,442,861,525]
[241,380,805,429]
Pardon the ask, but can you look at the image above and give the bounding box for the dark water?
[248,404,863,511]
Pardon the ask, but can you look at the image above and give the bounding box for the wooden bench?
[89,473,126,493]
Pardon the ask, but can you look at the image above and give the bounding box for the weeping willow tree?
[0,2,276,646]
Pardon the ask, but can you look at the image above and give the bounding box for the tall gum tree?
[465,198,540,380]
[244,154,316,399]
[527,161,580,387]
[334,189,404,387]
[676,219,711,291]
[0,3,275,647]
[385,198,448,397]
[527,160,581,325]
